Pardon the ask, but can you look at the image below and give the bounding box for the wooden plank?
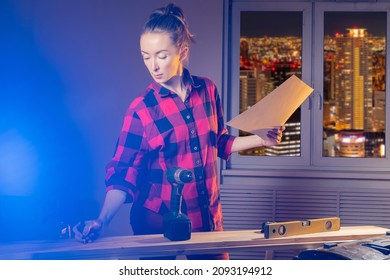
[0,226,387,260]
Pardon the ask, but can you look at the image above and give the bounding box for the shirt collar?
[149,68,201,97]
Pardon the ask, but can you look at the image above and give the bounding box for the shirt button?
[186,115,191,119]
[193,146,198,151]
[200,190,206,195]
[198,175,203,180]
[196,160,200,165]
[191,129,195,135]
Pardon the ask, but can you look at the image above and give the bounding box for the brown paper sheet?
[226,75,314,138]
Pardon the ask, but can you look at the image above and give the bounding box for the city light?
[240,27,385,158]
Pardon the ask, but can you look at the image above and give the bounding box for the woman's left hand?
[263,126,285,146]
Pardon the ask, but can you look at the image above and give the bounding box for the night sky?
[240,12,302,37]
[241,11,386,37]
[324,12,386,37]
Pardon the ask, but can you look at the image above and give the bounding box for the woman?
[73,3,284,260]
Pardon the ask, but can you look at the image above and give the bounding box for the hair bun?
[149,3,184,23]
[169,3,184,18]
[142,3,195,50]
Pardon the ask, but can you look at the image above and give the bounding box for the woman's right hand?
[72,220,102,243]
[72,189,127,243]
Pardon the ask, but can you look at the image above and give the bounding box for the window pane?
[239,11,302,156]
[323,12,386,158]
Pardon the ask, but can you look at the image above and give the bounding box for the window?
[225,1,312,169]
[322,12,386,158]
[224,1,390,172]
[313,2,390,169]
[239,11,303,157]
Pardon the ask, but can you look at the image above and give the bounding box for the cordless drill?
[163,168,193,241]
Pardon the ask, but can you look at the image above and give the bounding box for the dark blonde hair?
[142,3,195,50]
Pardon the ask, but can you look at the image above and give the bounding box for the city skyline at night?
[239,11,386,158]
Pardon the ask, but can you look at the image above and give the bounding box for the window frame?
[223,1,313,170]
[312,2,390,171]
[222,0,390,177]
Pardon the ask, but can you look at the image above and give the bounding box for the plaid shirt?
[105,69,235,232]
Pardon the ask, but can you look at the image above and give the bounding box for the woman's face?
[140,32,185,85]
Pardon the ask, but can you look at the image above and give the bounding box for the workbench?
[0,226,388,260]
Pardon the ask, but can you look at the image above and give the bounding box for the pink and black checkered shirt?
[105,69,235,232]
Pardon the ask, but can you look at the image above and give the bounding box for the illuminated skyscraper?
[239,69,271,113]
[372,90,386,131]
[240,69,258,113]
[334,28,373,131]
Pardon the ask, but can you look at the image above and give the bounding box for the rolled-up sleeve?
[217,130,235,160]
[105,107,149,203]
[214,87,236,160]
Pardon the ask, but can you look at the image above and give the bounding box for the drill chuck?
[166,168,193,185]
